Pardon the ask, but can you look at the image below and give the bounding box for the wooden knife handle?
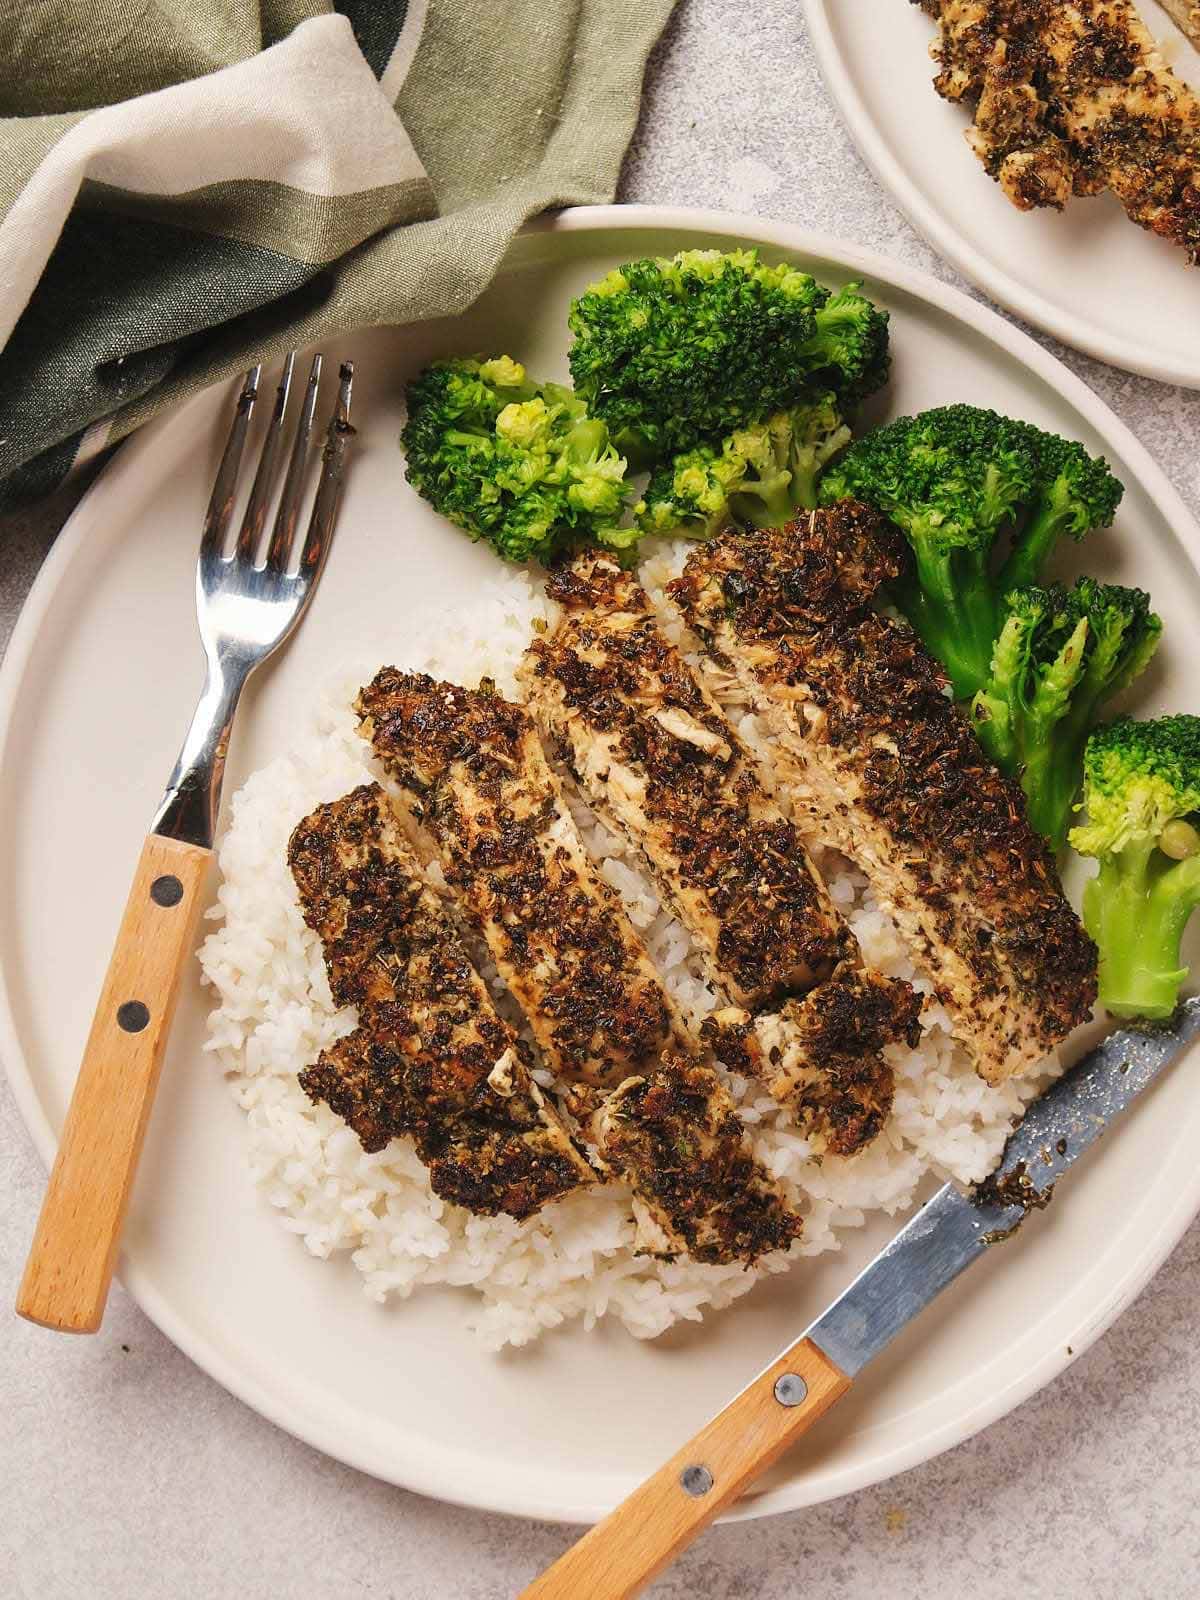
[16,834,210,1333]
[520,1337,851,1600]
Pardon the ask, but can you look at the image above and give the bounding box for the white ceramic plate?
[4,206,1200,1526]
[804,1,1200,387]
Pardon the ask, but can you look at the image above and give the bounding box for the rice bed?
[199,561,1056,1351]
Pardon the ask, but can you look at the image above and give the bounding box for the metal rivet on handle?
[680,1464,714,1497]
[150,874,184,907]
[774,1373,808,1408]
[117,1001,150,1034]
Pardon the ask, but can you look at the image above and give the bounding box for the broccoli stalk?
[820,405,1125,701]
[636,396,851,541]
[972,580,1162,850]
[568,249,889,462]
[730,426,796,527]
[889,530,1000,703]
[781,398,855,511]
[1070,716,1200,1020]
[1083,836,1200,1022]
[402,356,634,564]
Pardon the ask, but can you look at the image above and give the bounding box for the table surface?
[5,4,1200,1596]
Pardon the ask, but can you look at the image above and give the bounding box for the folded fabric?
[0,1,676,510]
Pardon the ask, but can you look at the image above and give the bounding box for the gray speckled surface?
[4,4,1200,1596]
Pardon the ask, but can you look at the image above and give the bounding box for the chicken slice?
[288,783,595,1219]
[591,1053,803,1264]
[355,671,685,1089]
[918,1,1077,208]
[518,552,920,1155]
[1039,0,1200,255]
[520,552,854,1010]
[669,505,1097,1083]
[917,0,1200,259]
[702,964,923,1158]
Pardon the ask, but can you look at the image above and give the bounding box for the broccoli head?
[800,281,892,404]
[567,249,888,462]
[998,425,1125,596]
[972,579,1162,850]
[401,356,636,564]
[820,405,1126,700]
[636,441,756,542]
[636,394,852,541]
[1069,715,1200,1020]
[820,404,1039,697]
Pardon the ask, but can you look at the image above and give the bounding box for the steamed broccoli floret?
[820,405,1125,699]
[567,249,888,462]
[763,395,855,514]
[800,281,892,404]
[972,579,1162,850]
[998,426,1125,596]
[1070,716,1200,1020]
[402,356,634,564]
[820,405,1038,697]
[636,395,852,540]
[636,442,753,541]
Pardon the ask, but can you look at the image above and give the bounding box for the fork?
[16,353,355,1334]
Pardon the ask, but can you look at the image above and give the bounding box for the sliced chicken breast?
[591,1052,803,1264]
[355,670,685,1089]
[520,551,853,1009]
[669,505,1097,1083]
[518,551,921,1154]
[356,674,805,1260]
[288,783,595,1219]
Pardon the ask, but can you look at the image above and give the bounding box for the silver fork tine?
[233,352,296,564]
[200,366,260,562]
[296,361,355,585]
[264,353,323,573]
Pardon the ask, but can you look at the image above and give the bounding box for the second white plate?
[805,0,1200,387]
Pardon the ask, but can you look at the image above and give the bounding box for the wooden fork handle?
[16,834,210,1333]
[519,1338,851,1600]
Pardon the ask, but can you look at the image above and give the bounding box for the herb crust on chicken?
[356,674,805,1263]
[520,551,921,1154]
[670,503,1098,1083]
[915,0,1200,262]
[288,784,595,1219]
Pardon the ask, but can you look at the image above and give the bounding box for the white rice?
[199,560,1058,1351]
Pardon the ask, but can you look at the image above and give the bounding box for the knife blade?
[807,995,1200,1375]
[521,998,1200,1600]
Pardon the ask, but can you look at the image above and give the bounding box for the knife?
[520,998,1200,1600]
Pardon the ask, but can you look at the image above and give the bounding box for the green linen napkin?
[0,1,676,509]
